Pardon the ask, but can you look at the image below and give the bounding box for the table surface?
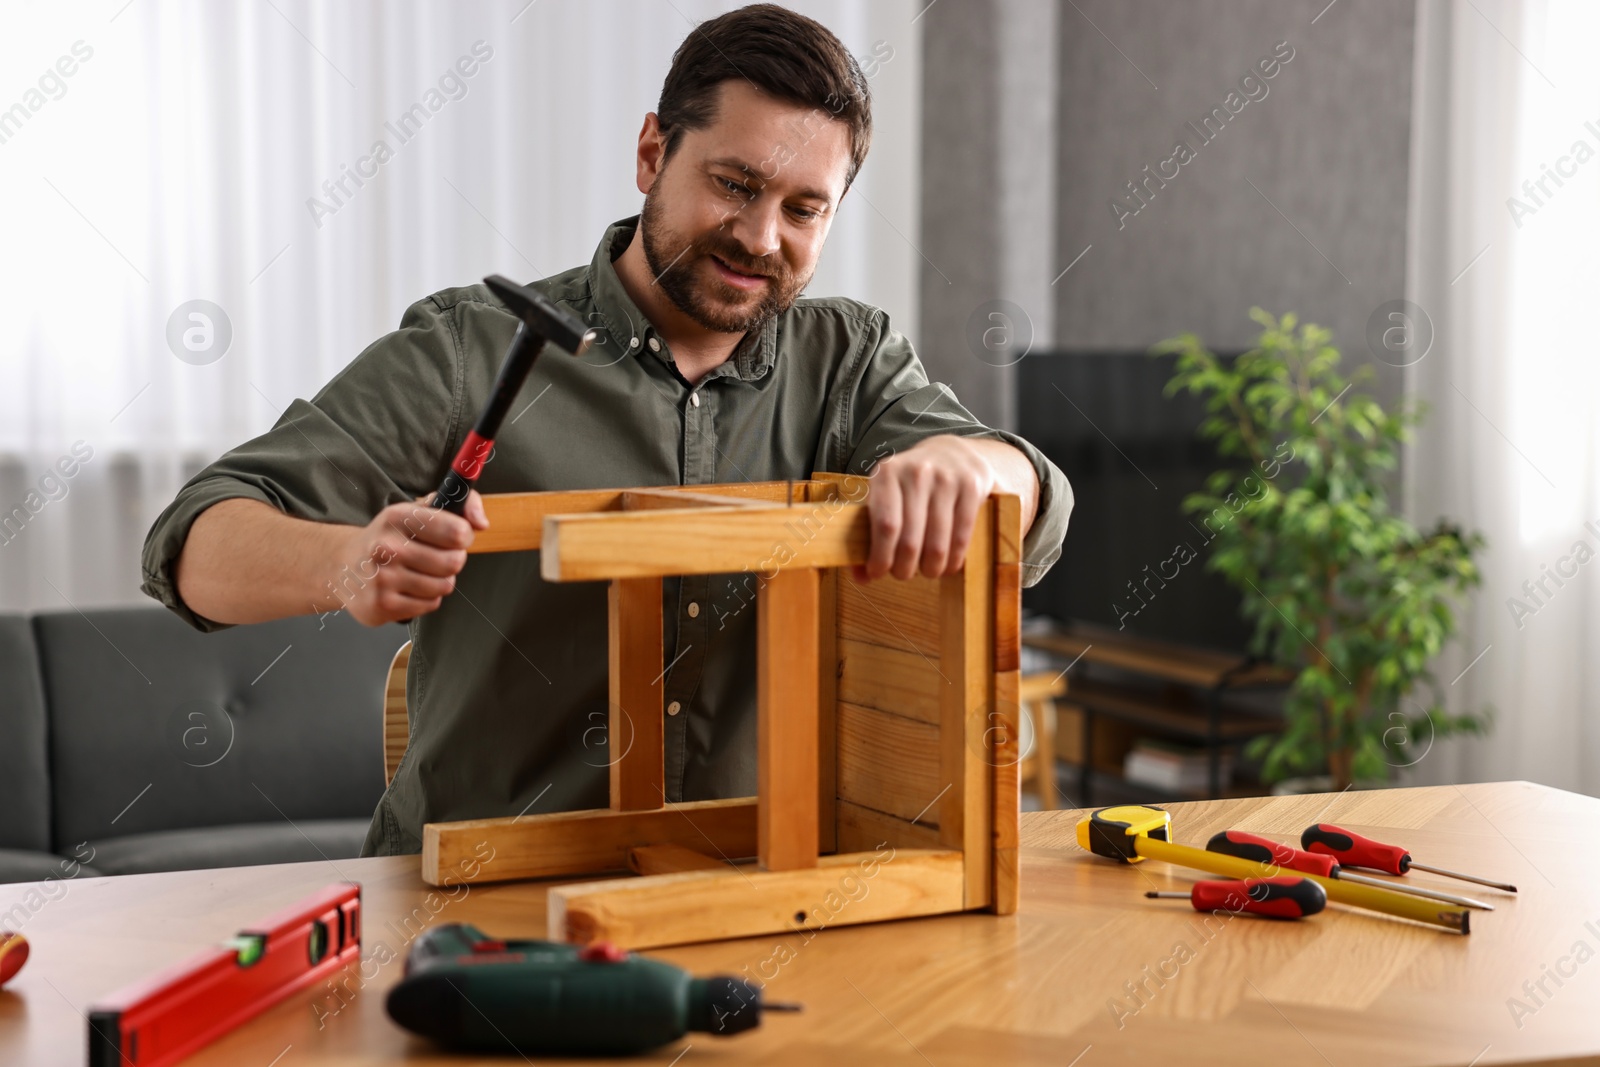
[2,782,1595,1067]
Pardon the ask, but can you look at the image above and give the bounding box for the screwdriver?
[1146,876,1326,919]
[1301,823,1518,893]
[1206,830,1494,911]
[1079,806,1471,933]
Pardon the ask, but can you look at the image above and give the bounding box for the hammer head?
[484,274,592,355]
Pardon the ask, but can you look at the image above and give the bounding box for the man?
[142,3,1072,857]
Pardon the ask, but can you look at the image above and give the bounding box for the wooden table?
[2,782,1594,1066]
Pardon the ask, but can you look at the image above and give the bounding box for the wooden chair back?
[383,641,412,786]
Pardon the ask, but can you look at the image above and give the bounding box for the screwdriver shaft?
[1409,862,1519,893]
[1336,869,1493,910]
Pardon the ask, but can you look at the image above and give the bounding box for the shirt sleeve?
[140,295,465,631]
[833,309,1073,588]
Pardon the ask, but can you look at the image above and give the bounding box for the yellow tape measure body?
[1078,805,1171,862]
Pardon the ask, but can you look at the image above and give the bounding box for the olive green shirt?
[141,216,1073,856]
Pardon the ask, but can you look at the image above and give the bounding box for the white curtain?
[0,0,921,612]
[1405,0,1600,793]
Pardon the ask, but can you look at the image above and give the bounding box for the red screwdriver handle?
[1189,877,1326,918]
[1205,830,1340,878]
[1300,823,1411,875]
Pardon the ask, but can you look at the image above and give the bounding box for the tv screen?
[1017,351,1253,655]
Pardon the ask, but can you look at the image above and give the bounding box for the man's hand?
[851,436,993,582]
[333,492,490,625]
[852,435,1041,583]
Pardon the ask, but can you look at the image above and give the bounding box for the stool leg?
[1032,699,1057,810]
[757,568,819,870]
[609,576,664,810]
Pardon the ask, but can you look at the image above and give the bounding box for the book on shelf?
[1123,739,1231,792]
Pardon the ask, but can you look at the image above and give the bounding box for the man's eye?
[790,206,818,221]
[719,177,749,196]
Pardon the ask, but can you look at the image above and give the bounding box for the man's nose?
[726,197,781,260]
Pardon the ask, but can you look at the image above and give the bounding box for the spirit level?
[87,882,361,1067]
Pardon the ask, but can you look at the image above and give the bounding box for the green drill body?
[386,923,778,1056]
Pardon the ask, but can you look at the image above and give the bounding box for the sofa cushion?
[84,819,371,876]
[0,849,102,887]
[0,616,51,852]
[35,607,406,849]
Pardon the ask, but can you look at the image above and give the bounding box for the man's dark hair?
[656,3,873,189]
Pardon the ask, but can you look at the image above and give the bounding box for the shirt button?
[648,337,661,352]
[667,700,682,716]
[687,601,699,618]
[629,336,640,348]
[690,392,701,407]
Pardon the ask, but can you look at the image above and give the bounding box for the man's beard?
[638,186,809,334]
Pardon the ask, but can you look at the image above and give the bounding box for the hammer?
[429,275,592,514]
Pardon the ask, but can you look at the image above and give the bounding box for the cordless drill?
[385,923,801,1056]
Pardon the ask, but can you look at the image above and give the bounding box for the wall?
[918,0,1059,430]
[917,0,1417,425]
[1054,0,1415,381]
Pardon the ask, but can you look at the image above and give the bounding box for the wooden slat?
[541,504,871,580]
[835,799,942,853]
[991,495,1022,914]
[420,798,757,885]
[836,638,943,725]
[549,849,966,949]
[472,489,624,553]
[818,566,839,854]
[382,641,412,788]
[627,843,726,875]
[758,567,820,870]
[806,470,872,502]
[620,489,781,510]
[661,479,825,503]
[940,499,994,910]
[608,576,663,811]
[470,482,829,554]
[837,570,943,655]
[836,702,942,826]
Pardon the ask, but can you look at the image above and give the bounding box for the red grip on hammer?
[1205,830,1339,878]
[1300,823,1411,875]
[450,430,494,480]
[1188,877,1326,919]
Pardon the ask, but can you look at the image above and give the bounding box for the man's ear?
[636,112,666,195]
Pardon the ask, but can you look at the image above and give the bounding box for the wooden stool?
[1018,672,1067,810]
[412,472,1024,949]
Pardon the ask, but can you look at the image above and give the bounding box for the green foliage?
[1152,310,1488,786]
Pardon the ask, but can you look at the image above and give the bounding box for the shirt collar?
[588,216,777,385]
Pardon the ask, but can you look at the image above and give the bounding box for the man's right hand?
[174,492,490,628]
[333,492,490,626]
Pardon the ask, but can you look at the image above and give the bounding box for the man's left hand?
[853,435,1001,582]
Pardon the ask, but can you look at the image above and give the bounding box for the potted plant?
[1153,310,1488,790]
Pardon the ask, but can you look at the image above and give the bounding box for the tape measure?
[1076,805,1171,862]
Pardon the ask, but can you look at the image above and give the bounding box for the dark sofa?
[0,607,406,884]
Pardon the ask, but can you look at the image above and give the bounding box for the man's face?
[638,80,852,334]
